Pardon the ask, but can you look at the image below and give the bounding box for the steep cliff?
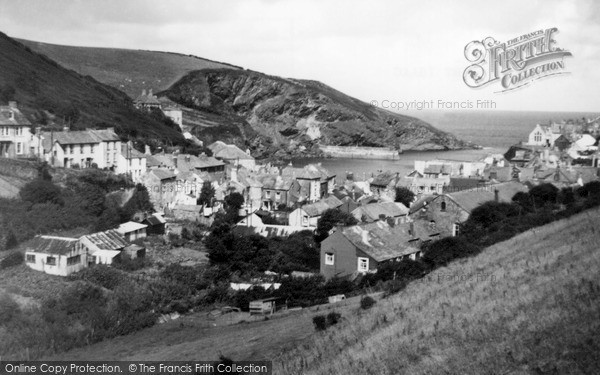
[162,69,470,157]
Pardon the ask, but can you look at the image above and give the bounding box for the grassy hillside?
[0,32,184,147]
[17,38,241,98]
[42,207,600,374]
[275,207,600,374]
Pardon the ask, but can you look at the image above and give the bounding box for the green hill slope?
[0,32,184,147]
[276,207,600,374]
[46,207,600,374]
[17,38,241,99]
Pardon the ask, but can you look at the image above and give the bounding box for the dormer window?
[441,201,446,211]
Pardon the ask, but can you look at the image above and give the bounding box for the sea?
[292,110,600,180]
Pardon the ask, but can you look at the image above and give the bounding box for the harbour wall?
[318,145,401,160]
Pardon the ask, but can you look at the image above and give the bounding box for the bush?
[360,296,376,310]
[313,314,328,331]
[327,311,342,325]
[0,251,24,270]
[20,179,63,205]
[313,311,342,331]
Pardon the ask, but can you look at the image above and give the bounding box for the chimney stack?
[8,101,17,109]
[494,188,499,202]
[142,89,147,96]
[172,154,178,168]
[145,145,151,155]
[63,126,70,132]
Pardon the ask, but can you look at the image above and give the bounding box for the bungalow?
[288,196,343,227]
[351,201,409,224]
[24,236,87,276]
[80,229,129,265]
[320,221,421,280]
[116,221,148,242]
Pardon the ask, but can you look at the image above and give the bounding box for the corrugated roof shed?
[82,229,128,251]
[25,235,78,255]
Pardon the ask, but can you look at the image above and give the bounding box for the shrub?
[0,251,24,270]
[313,314,328,331]
[0,293,20,325]
[327,311,342,326]
[360,296,376,310]
[20,179,63,205]
[313,311,342,331]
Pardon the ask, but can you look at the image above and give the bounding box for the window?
[67,254,81,265]
[90,144,95,154]
[441,201,446,211]
[79,144,84,154]
[16,127,23,136]
[16,142,22,154]
[429,220,436,230]
[265,190,271,198]
[534,132,542,142]
[357,257,369,272]
[453,223,461,237]
[46,256,56,266]
[26,254,35,263]
[302,216,308,226]
[325,253,334,265]
[69,145,74,154]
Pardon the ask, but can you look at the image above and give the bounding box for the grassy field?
[42,206,600,374]
[17,38,241,99]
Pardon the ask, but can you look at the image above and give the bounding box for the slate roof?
[82,229,128,251]
[0,105,31,126]
[424,164,452,175]
[41,129,120,151]
[213,144,254,160]
[258,175,295,190]
[301,196,343,217]
[120,144,147,159]
[371,171,400,187]
[149,168,176,181]
[445,189,496,213]
[143,213,166,226]
[25,235,78,255]
[341,221,420,262]
[352,202,409,222]
[282,164,335,181]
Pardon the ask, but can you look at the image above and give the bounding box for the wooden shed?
[249,297,286,315]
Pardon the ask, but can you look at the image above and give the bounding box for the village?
[1,93,600,317]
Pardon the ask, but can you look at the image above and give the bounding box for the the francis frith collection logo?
[463,27,572,92]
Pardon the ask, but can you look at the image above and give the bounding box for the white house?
[116,221,148,242]
[40,128,121,169]
[116,142,147,182]
[0,101,38,158]
[24,236,87,277]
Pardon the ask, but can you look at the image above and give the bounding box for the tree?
[529,183,559,208]
[20,179,63,205]
[315,209,358,242]
[394,186,415,207]
[224,192,244,211]
[198,181,215,206]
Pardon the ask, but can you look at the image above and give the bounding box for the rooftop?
[341,221,420,262]
[82,229,129,251]
[25,235,78,255]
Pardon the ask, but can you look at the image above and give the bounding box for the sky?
[0,0,598,112]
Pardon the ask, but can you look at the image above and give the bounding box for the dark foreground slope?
[0,33,184,147]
